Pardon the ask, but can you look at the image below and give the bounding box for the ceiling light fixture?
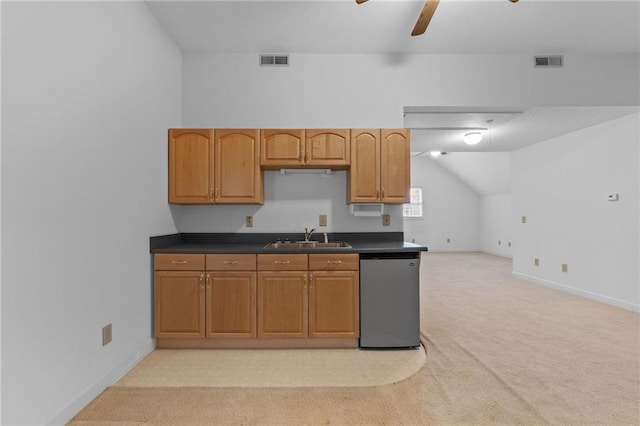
[463,132,483,145]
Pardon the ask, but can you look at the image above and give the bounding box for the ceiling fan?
[356,0,520,36]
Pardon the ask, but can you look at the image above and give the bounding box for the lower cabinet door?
[309,271,359,338]
[206,271,257,338]
[257,271,308,338]
[154,271,205,339]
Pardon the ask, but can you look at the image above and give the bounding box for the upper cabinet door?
[305,129,350,167]
[214,129,263,204]
[260,129,305,168]
[380,129,410,203]
[348,129,381,203]
[168,129,214,204]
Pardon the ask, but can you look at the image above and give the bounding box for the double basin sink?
[264,241,352,249]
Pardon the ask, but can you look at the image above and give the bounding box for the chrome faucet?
[304,227,316,242]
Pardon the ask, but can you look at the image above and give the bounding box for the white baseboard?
[48,338,155,425]
[512,272,640,313]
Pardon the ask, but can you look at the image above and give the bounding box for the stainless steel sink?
[264,241,352,249]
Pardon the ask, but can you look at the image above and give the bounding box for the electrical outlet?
[319,214,327,227]
[562,263,568,273]
[245,216,253,227]
[498,240,502,246]
[102,323,112,346]
[521,216,527,224]
[534,258,539,266]
[446,238,451,243]
[508,242,511,247]
[382,214,390,226]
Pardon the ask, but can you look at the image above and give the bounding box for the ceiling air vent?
[534,55,563,68]
[260,54,289,66]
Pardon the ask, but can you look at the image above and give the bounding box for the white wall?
[481,194,513,258]
[179,52,638,233]
[404,155,480,251]
[512,113,640,311]
[1,2,182,424]
[172,171,403,233]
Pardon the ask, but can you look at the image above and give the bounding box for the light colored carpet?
[115,346,426,387]
[70,252,640,425]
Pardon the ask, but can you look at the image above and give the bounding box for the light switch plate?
[246,216,253,227]
[319,214,327,227]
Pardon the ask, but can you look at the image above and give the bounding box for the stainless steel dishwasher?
[359,252,421,348]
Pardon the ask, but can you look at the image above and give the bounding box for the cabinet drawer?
[309,254,359,271]
[206,254,256,271]
[154,254,205,271]
[257,254,308,271]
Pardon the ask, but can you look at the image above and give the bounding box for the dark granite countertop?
[150,233,427,254]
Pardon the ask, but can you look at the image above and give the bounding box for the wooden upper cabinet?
[260,129,305,167]
[214,129,263,204]
[348,129,381,203]
[305,129,350,167]
[380,129,410,203]
[348,128,410,204]
[168,129,214,204]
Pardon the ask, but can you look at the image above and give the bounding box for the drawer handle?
[171,260,188,264]
[327,260,342,265]
[223,260,239,265]
[274,260,291,265]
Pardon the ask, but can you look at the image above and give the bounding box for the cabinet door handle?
[209,187,214,199]
[382,188,385,199]
[327,260,342,265]
[274,260,290,265]
[171,260,188,264]
[298,151,303,162]
[200,274,204,288]
[309,274,313,289]
[376,189,380,199]
[223,260,239,265]
[206,274,211,289]
[214,188,219,200]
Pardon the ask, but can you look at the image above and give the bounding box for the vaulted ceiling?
[145,0,639,196]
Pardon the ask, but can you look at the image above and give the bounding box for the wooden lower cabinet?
[206,271,257,338]
[154,271,206,339]
[257,271,308,338]
[309,271,359,338]
[155,253,359,346]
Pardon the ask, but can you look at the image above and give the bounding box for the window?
[403,187,423,218]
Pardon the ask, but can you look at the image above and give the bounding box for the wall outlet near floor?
[245,216,253,227]
[319,214,327,227]
[498,240,502,246]
[446,238,451,243]
[521,216,527,224]
[382,214,390,226]
[562,263,568,273]
[534,258,539,266]
[102,323,112,346]
[508,242,511,247]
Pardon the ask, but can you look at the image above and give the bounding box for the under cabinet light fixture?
[280,169,332,176]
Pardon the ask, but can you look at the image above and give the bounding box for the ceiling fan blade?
[411,0,440,36]
[355,0,368,4]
